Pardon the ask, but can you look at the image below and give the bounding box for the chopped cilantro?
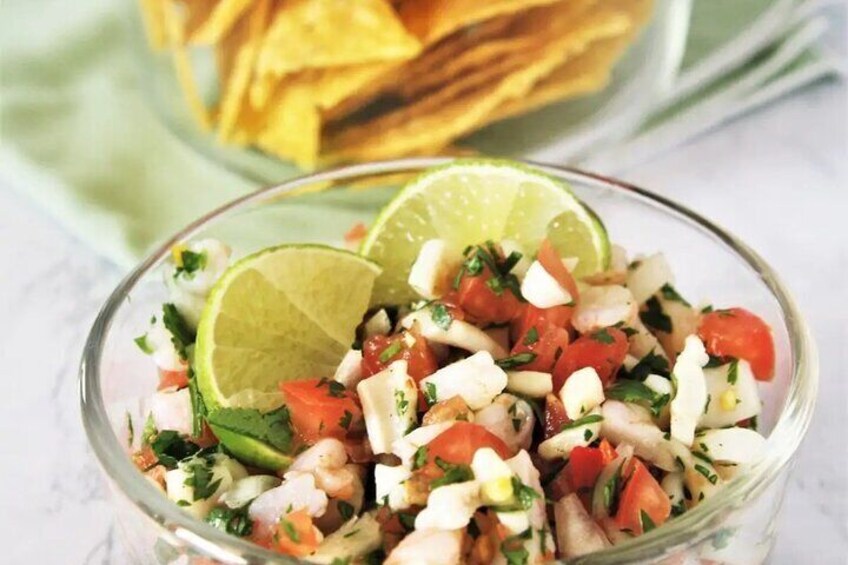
[431,457,474,489]
[175,250,207,278]
[496,477,541,512]
[660,284,691,306]
[150,430,200,469]
[704,354,728,368]
[606,379,670,417]
[206,406,294,454]
[640,509,657,533]
[701,304,714,314]
[126,412,134,447]
[206,505,252,537]
[584,428,593,441]
[187,367,206,438]
[337,500,355,521]
[430,303,453,330]
[495,352,537,370]
[560,414,604,431]
[142,413,158,446]
[522,326,539,345]
[670,499,686,516]
[694,463,719,485]
[134,334,153,354]
[727,358,739,385]
[325,380,348,399]
[602,463,623,515]
[623,350,670,380]
[394,389,409,416]
[330,558,351,565]
[184,458,222,500]
[280,518,300,542]
[500,529,532,565]
[339,410,353,430]
[423,382,437,406]
[590,328,615,344]
[162,303,195,361]
[397,512,416,531]
[412,445,428,471]
[379,341,403,363]
[640,297,672,334]
[692,451,714,464]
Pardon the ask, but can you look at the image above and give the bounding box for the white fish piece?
[166,453,247,519]
[363,309,392,338]
[601,400,678,471]
[700,360,762,428]
[670,335,709,446]
[357,361,418,454]
[420,351,507,410]
[309,514,382,564]
[142,316,188,372]
[220,475,281,509]
[521,260,573,309]
[391,422,455,466]
[474,393,535,452]
[150,388,193,435]
[506,371,553,398]
[500,239,532,279]
[333,348,364,389]
[554,493,611,559]
[414,481,481,531]
[374,464,413,511]
[407,239,462,299]
[571,285,637,334]
[626,253,673,304]
[693,428,766,465]
[400,310,507,358]
[559,367,605,419]
[248,472,328,526]
[505,450,555,562]
[384,528,463,565]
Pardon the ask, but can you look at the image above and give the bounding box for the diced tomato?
[510,325,570,372]
[614,458,671,536]
[423,422,511,475]
[192,422,218,448]
[553,327,629,391]
[537,239,580,301]
[543,393,569,439]
[511,303,573,342]
[157,368,189,391]
[698,307,775,381]
[567,446,608,492]
[598,438,617,465]
[272,509,321,556]
[361,333,439,384]
[456,268,521,324]
[279,379,362,444]
[132,445,158,471]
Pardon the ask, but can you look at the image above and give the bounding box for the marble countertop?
[1,68,846,565]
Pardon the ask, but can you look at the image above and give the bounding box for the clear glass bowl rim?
[79,157,818,564]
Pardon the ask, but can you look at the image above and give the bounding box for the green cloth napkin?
[0,0,839,267]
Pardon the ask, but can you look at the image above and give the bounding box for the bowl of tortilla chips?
[134,0,691,179]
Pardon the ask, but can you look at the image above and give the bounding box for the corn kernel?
[480,477,513,505]
[170,243,187,267]
[720,389,738,411]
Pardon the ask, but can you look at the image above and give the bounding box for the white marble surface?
[1,59,846,565]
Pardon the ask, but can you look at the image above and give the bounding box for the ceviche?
[130,161,775,563]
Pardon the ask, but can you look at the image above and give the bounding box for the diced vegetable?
[613,458,671,535]
[474,393,535,452]
[419,351,507,410]
[280,378,363,444]
[509,325,570,373]
[363,308,392,337]
[362,332,439,385]
[553,327,629,390]
[165,453,248,519]
[559,367,605,420]
[693,427,766,465]
[471,447,514,505]
[424,422,511,472]
[506,370,553,398]
[554,493,611,558]
[521,260,573,308]
[400,310,507,358]
[601,401,677,471]
[698,307,775,380]
[537,407,603,460]
[701,360,762,428]
[219,475,281,509]
[308,513,383,564]
[332,348,364,389]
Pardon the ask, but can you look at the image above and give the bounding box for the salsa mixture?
[130,161,774,564]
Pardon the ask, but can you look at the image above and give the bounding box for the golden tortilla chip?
[323,6,632,161]
[162,0,212,129]
[190,0,256,44]
[139,0,168,49]
[216,0,272,141]
[398,0,560,45]
[254,81,321,169]
[255,0,420,78]
[180,0,219,41]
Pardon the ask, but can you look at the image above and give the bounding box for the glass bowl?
[80,158,817,564]
[128,0,692,184]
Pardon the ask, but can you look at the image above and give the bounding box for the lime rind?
[360,158,610,305]
[209,425,292,470]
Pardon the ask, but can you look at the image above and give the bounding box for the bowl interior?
[82,159,815,563]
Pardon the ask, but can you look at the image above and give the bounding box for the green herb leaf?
[187,368,206,438]
[162,303,195,360]
[206,406,294,454]
[398,512,416,531]
[206,505,253,537]
[640,510,657,533]
[660,284,691,306]
[606,379,670,417]
[150,430,200,469]
[670,499,687,517]
[134,334,153,354]
[412,445,428,471]
[694,463,719,485]
[379,341,403,363]
[423,382,438,407]
[337,500,355,521]
[602,463,623,515]
[500,528,532,565]
[640,297,672,334]
[560,414,603,431]
[431,457,474,489]
[590,328,615,344]
[330,558,352,565]
[175,250,208,278]
[126,412,134,447]
[495,352,537,370]
[184,458,222,500]
[339,410,353,430]
[280,518,300,542]
[727,359,739,385]
[430,303,453,330]
[522,326,539,345]
[142,413,158,446]
[623,350,670,380]
[496,477,541,512]
[394,389,409,416]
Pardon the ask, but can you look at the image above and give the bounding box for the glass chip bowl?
[80,158,817,564]
[128,0,693,184]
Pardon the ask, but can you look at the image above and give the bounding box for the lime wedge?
[194,244,380,469]
[360,159,610,306]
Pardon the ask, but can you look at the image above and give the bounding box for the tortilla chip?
[254,81,321,169]
[255,0,420,78]
[399,0,560,45]
[217,0,272,141]
[190,0,256,44]
[323,6,632,161]
[139,0,168,48]
[180,0,219,40]
[162,0,211,129]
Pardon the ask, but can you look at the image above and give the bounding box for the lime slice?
[195,244,380,468]
[360,159,610,305]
